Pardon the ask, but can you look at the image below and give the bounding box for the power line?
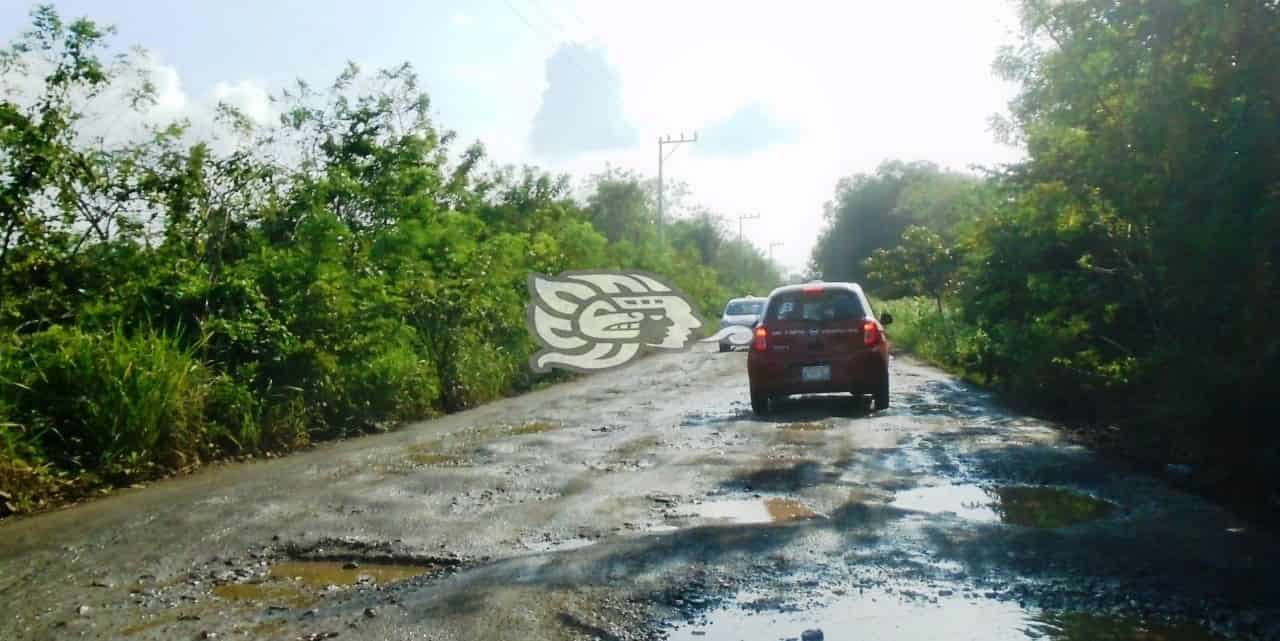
[500,0,595,79]
[501,0,549,40]
[658,132,697,243]
[527,0,576,39]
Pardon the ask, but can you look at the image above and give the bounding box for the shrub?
[0,326,209,480]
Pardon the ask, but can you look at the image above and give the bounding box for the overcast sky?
[0,0,1026,274]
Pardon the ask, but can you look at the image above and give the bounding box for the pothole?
[1027,612,1229,641]
[204,538,465,610]
[406,450,470,467]
[403,421,563,466]
[674,498,825,525]
[664,587,1230,641]
[210,560,444,607]
[889,484,1115,528]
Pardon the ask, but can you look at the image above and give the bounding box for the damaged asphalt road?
[2,349,1278,640]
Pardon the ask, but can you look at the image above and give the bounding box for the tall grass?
[0,326,209,480]
[879,297,990,384]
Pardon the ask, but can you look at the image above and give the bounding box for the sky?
[0,0,1027,275]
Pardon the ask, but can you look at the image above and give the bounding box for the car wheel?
[874,370,890,410]
[718,343,729,353]
[853,393,873,413]
[750,389,771,416]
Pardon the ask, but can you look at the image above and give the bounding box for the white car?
[718,296,766,352]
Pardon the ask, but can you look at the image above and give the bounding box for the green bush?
[204,374,262,453]
[0,326,209,479]
[880,298,987,381]
[0,9,783,514]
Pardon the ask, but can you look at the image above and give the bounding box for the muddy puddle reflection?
[890,484,1114,528]
[1027,612,1229,641]
[211,560,437,607]
[666,588,1228,641]
[678,498,823,525]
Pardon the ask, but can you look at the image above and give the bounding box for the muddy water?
[682,498,822,525]
[268,560,434,587]
[666,588,1226,641]
[210,560,436,607]
[890,484,1115,528]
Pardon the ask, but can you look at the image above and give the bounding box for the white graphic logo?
[526,270,709,373]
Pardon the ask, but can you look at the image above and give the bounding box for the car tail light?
[863,320,880,346]
[753,326,768,352]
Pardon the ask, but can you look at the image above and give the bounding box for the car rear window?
[725,301,763,315]
[765,289,866,322]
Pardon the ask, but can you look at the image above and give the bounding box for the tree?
[864,226,957,313]
[809,160,985,283]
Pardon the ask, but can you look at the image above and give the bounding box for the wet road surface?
[2,348,1278,640]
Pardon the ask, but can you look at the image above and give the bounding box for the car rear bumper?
[747,348,887,395]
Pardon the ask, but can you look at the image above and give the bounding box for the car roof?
[765,281,865,299]
[726,297,767,304]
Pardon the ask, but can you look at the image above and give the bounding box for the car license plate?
[802,365,831,382]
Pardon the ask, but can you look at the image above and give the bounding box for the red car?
[746,282,893,416]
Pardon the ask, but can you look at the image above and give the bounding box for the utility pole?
[769,241,783,263]
[738,213,760,274]
[737,213,759,245]
[657,132,697,243]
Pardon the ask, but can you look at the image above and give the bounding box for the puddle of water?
[269,560,434,588]
[211,560,435,608]
[891,484,1003,522]
[666,589,1228,641]
[889,484,1114,528]
[1026,612,1227,641]
[992,486,1115,529]
[682,498,822,525]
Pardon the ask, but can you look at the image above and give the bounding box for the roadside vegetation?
[0,7,779,515]
[815,0,1280,507]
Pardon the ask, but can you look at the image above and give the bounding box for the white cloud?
[214,79,273,124]
[502,0,1028,272]
[529,43,636,158]
[452,13,470,27]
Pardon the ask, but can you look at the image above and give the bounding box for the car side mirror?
[880,312,894,326]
